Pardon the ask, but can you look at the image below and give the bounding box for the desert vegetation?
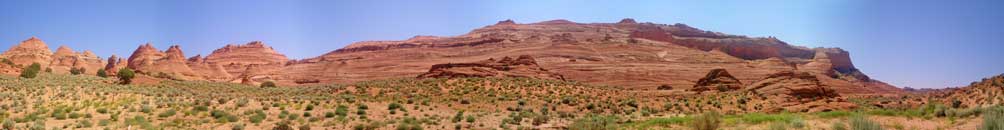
[0,73,999,129]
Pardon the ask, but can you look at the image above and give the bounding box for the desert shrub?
[768,122,788,130]
[816,111,853,119]
[849,115,882,130]
[2,119,14,130]
[0,58,13,66]
[124,115,154,130]
[140,105,153,113]
[466,115,476,123]
[273,121,294,130]
[261,81,277,88]
[305,104,314,111]
[740,113,797,124]
[569,114,620,130]
[232,123,245,130]
[299,124,311,130]
[831,122,847,130]
[396,117,423,130]
[211,110,238,123]
[20,62,41,78]
[452,111,464,123]
[952,100,963,108]
[691,111,721,130]
[44,67,51,73]
[117,68,135,84]
[97,69,107,77]
[325,111,336,118]
[335,105,349,117]
[75,120,93,128]
[626,116,691,129]
[389,102,402,111]
[70,67,85,75]
[249,111,267,123]
[983,107,1004,130]
[158,109,176,118]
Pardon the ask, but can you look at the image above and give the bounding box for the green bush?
[335,105,349,117]
[19,63,41,78]
[325,111,336,118]
[691,111,721,130]
[3,119,14,130]
[389,102,402,111]
[260,81,277,88]
[273,121,294,130]
[983,107,1004,130]
[117,68,135,84]
[96,68,107,77]
[70,67,85,75]
[849,115,882,130]
[249,111,266,123]
[158,109,176,118]
[452,111,464,123]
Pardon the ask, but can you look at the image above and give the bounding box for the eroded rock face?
[745,71,851,112]
[2,37,53,67]
[187,55,233,81]
[104,55,128,76]
[689,69,743,93]
[205,41,288,66]
[44,45,106,74]
[126,43,198,80]
[417,55,565,80]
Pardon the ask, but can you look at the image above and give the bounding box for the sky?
[0,0,1001,88]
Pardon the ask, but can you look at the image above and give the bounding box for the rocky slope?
[417,55,565,80]
[940,74,1004,108]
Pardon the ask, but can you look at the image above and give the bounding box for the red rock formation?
[745,71,853,112]
[617,18,637,24]
[104,55,128,76]
[496,19,516,25]
[279,19,900,95]
[126,43,199,80]
[2,37,53,67]
[186,54,233,81]
[204,41,288,76]
[417,55,565,80]
[689,69,743,93]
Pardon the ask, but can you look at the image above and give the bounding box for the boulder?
[745,71,851,112]
[689,69,743,93]
[417,55,565,80]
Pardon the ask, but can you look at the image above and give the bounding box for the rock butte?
[1,19,905,95]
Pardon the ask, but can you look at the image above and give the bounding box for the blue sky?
[0,0,1001,88]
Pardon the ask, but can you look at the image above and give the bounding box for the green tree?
[19,63,41,78]
[117,68,136,84]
